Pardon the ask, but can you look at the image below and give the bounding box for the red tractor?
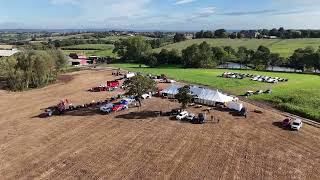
[57,99,72,114]
[45,99,73,117]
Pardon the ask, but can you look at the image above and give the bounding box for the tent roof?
[162,85,234,103]
[161,85,181,95]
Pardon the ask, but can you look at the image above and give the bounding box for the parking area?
[0,68,319,179]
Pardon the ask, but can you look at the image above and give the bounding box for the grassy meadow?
[62,43,116,57]
[62,44,114,50]
[108,63,320,121]
[63,49,116,57]
[155,38,320,57]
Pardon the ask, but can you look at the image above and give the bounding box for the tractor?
[45,99,73,117]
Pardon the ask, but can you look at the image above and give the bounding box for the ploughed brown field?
[0,69,319,180]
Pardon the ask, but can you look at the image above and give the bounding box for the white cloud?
[196,6,216,17]
[174,0,196,5]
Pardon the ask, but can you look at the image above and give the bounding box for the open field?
[109,64,320,121]
[36,33,95,41]
[0,68,319,179]
[63,49,116,57]
[155,38,320,57]
[62,44,114,50]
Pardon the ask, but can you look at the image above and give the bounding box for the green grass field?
[155,38,320,57]
[63,49,116,57]
[101,35,155,41]
[62,44,114,50]
[108,63,320,121]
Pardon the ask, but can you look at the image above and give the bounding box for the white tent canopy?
[162,85,235,105]
[161,85,181,98]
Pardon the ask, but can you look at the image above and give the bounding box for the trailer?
[107,81,120,88]
[89,81,120,92]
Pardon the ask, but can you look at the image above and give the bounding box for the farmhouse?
[0,49,19,57]
[69,53,87,60]
[68,53,90,66]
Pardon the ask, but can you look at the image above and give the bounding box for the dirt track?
[0,69,319,180]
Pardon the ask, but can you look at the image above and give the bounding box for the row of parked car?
[245,89,272,96]
[170,109,206,124]
[99,93,152,114]
[220,72,288,84]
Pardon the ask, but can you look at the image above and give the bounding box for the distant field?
[109,63,320,121]
[63,49,116,57]
[155,38,320,57]
[101,35,156,42]
[62,44,114,50]
[37,33,95,41]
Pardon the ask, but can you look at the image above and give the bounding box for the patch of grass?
[108,63,320,121]
[63,49,116,58]
[62,44,114,50]
[155,38,320,57]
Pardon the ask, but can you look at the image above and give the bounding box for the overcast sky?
[0,0,320,30]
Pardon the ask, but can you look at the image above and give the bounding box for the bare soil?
[0,69,319,180]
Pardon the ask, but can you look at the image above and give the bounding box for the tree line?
[113,36,320,72]
[194,27,320,39]
[0,50,68,91]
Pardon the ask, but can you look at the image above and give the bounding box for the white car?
[176,111,189,120]
[251,77,258,81]
[141,93,151,99]
[291,119,303,131]
[267,78,278,83]
[186,113,196,121]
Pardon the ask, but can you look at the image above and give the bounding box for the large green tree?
[252,45,271,70]
[175,85,193,109]
[214,29,228,38]
[123,75,157,107]
[173,33,187,43]
[269,53,284,70]
[113,36,152,63]
[182,42,217,68]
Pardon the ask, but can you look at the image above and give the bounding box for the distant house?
[69,53,87,60]
[0,49,20,58]
[68,53,89,66]
[241,30,260,38]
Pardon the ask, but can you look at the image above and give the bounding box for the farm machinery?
[89,81,120,92]
[44,99,73,117]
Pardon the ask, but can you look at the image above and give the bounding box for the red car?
[112,104,127,112]
[282,118,293,127]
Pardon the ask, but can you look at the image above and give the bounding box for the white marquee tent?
[161,85,181,98]
[161,85,235,106]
